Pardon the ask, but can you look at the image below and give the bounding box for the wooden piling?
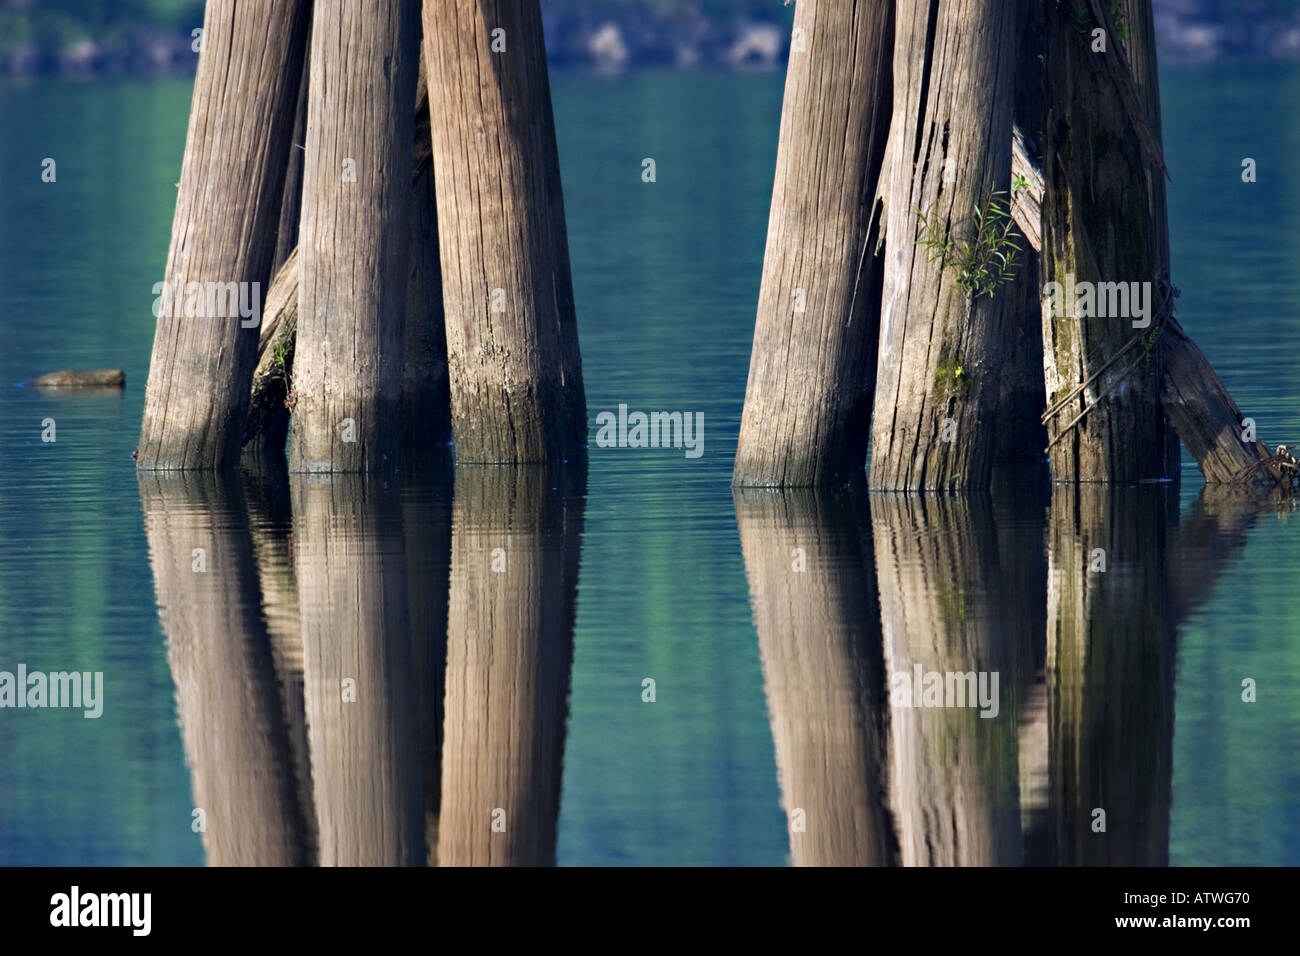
[136,1,309,471]
[868,0,1021,491]
[290,0,421,473]
[1036,0,1179,482]
[422,0,587,463]
[732,0,893,487]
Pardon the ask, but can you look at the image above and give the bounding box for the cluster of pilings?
[735,0,1290,492]
[136,0,586,474]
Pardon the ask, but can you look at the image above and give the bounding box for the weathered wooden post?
[136,1,309,471]
[290,0,420,473]
[438,465,584,865]
[732,0,893,487]
[868,0,1021,491]
[1037,0,1180,482]
[422,0,587,463]
[734,489,895,865]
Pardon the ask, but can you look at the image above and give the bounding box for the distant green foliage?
[915,188,1022,300]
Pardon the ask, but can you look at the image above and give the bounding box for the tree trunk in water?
[437,465,584,865]
[404,56,452,448]
[422,0,587,464]
[138,474,311,865]
[732,0,892,487]
[734,489,895,865]
[869,0,1020,491]
[136,1,309,471]
[1038,0,1179,482]
[294,474,425,865]
[290,0,420,473]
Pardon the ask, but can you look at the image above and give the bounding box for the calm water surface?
[0,65,1297,865]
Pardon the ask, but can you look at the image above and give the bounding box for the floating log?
[136,1,310,471]
[732,0,893,487]
[869,0,1021,491]
[290,0,421,473]
[422,0,586,463]
[26,369,124,388]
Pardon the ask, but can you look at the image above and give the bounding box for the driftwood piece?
[26,369,124,388]
[732,0,893,487]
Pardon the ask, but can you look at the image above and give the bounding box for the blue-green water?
[0,65,1297,866]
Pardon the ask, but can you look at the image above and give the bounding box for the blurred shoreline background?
[1,0,1297,77]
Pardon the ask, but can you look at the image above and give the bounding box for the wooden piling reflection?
[292,473,424,865]
[870,494,1027,865]
[437,464,585,866]
[138,473,311,866]
[1045,485,1177,865]
[734,489,895,866]
[399,450,456,863]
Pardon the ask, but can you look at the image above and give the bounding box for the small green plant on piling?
[274,344,297,411]
[916,187,1022,300]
